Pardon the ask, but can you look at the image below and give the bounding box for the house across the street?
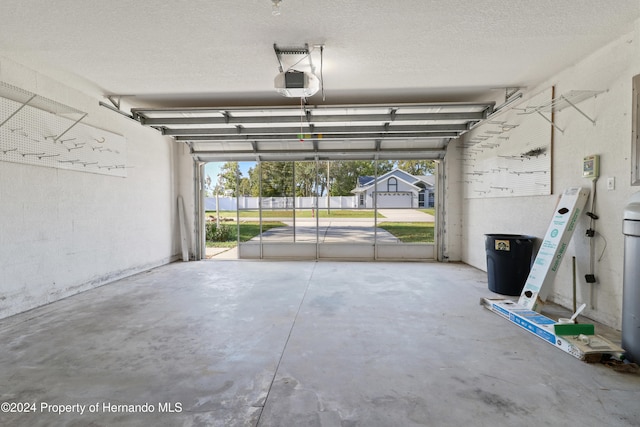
[352,169,435,208]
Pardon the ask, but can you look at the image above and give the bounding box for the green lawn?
[206,221,287,248]
[207,209,383,218]
[378,222,435,243]
[418,208,435,216]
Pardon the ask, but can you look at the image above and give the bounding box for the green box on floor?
[553,323,595,336]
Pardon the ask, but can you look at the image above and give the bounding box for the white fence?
[205,196,357,211]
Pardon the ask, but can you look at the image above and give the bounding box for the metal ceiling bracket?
[505,87,521,100]
[306,44,315,74]
[107,95,121,110]
[273,43,284,72]
[99,96,134,120]
[494,92,523,114]
[273,43,314,72]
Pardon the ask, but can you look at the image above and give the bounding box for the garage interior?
[1,1,640,426]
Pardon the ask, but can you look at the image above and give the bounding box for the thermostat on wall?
[583,155,600,179]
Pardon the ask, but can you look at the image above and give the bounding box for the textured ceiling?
[0,0,638,108]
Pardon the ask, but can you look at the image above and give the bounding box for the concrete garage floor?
[1,261,639,426]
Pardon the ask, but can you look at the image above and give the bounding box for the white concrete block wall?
[441,145,463,261]
[456,19,640,328]
[174,142,197,259]
[0,56,187,320]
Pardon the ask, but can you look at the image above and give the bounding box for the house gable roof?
[358,176,375,187]
[414,174,435,187]
[353,173,421,193]
[353,168,434,193]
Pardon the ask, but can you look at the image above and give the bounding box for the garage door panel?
[376,192,412,208]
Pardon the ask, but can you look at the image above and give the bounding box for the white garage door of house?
[131,102,496,261]
[376,192,412,208]
[131,102,493,162]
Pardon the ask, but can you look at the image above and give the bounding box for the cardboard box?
[518,187,590,311]
[481,298,623,361]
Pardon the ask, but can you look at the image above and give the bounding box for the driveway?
[258,223,400,243]
[207,209,434,258]
[263,209,434,242]
[377,209,435,222]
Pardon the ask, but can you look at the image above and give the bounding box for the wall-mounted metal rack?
[0,81,127,177]
[518,90,604,134]
[0,82,88,138]
[462,87,553,199]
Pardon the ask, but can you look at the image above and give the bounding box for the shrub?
[206,222,234,242]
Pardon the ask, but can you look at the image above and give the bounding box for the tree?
[204,174,213,197]
[239,159,432,198]
[260,161,294,197]
[328,160,394,196]
[218,162,241,196]
[247,166,261,196]
[237,177,251,196]
[395,160,436,176]
[295,161,320,197]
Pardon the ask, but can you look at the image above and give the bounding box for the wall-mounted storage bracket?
[0,81,127,177]
[0,82,87,135]
[54,112,88,142]
[518,90,604,134]
[462,87,553,199]
[99,95,135,120]
[0,94,37,129]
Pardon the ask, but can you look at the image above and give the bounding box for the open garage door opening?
[133,102,488,261]
[202,159,437,261]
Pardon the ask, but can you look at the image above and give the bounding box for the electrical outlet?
[607,177,615,190]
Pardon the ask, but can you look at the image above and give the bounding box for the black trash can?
[485,234,535,296]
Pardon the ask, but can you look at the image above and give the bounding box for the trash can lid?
[624,192,640,221]
[485,234,533,240]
